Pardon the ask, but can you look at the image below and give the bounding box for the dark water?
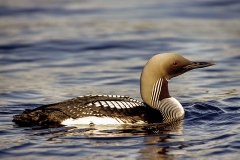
[1,0,240,159]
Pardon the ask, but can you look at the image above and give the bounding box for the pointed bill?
[183,62,215,72]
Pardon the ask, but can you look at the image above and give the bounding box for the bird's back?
[13,95,163,127]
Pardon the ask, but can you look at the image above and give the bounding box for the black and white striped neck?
[150,78,184,122]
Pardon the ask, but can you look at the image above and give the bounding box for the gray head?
[140,53,214,107]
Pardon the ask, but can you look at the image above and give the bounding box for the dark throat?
[159,78,171,101]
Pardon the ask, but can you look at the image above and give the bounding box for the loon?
[13,53,214,127]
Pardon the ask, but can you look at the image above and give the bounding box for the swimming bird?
[13,53,214,127]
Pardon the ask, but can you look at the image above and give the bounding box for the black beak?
[183,62,215,72]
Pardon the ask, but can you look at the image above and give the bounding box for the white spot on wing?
[100,101,108,107]
[124,102,133,108]
[94,102,101,107]
[125,104,131,108]
[108,101,114,107]
[105,101,115,108]
[114,101,125,108]
[87,103,92,106]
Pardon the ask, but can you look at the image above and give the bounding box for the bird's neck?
[141,73,170,107]
[141,77,184,121]
[150,77,170,107]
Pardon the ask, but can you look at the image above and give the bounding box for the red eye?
[172,61,178,66]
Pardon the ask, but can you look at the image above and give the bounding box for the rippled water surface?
[1,0,240,159]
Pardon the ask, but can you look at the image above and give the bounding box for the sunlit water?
[1,0,240,159]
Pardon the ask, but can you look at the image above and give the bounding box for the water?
[1,0,240,159]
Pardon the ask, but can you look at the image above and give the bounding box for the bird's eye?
[172,61,178,66]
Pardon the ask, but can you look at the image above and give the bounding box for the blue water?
[1,0,240,159]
